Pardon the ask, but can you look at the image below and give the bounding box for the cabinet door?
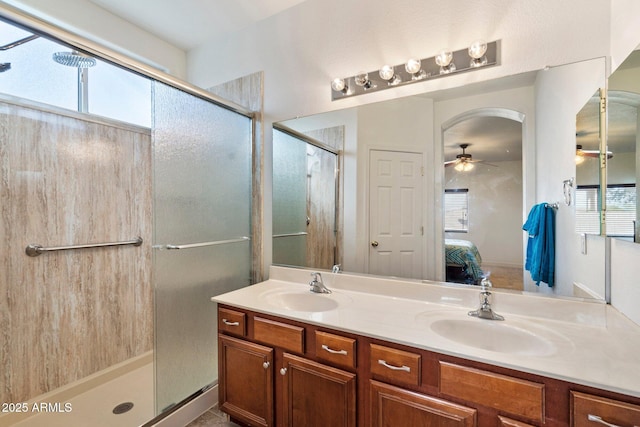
[370,380,476,427]
[281,353,356,427]
[219,334,274,427]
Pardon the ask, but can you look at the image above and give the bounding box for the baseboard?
[148,384,218,427]
[572,281,604,300]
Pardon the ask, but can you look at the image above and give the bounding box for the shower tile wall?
[304,126,344,269]
[0,99,153,403]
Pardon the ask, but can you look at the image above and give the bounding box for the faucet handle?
[310,272,321,282]
[480,276,492,291]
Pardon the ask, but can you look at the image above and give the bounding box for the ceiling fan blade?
[444,159,460,167]
[580,149,613,159]
[477,161,498,167]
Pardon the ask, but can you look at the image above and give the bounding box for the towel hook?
[563,177,574,206]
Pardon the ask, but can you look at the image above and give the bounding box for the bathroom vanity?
[212,267,640,427]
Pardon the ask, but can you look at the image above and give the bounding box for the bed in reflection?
[445,239,484,285]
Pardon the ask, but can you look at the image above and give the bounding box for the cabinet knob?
[262,362,270,369]
[371,240,379,247]
[280,367,287,376]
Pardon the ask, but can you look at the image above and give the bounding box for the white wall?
[534,57,607,298]
[445,160,523,267]
[0,0,187,78]
[188,0,611,122]
[611,238,640,325]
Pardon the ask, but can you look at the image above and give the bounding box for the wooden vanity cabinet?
[217,305,640,427]
[218,307,357,427]
[218,334,273,427]
[281,353,356,427]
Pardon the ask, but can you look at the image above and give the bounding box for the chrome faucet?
[332,264,341,273]
[468,277,504,320]
[309,272,331,294]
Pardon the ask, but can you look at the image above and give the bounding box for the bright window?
[575,184,636,237]
[444,189,469,232]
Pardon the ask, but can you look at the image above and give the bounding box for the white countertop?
[212,266,640,398]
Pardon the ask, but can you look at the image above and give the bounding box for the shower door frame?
[0,3,259,426]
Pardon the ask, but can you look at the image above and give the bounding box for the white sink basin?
[262,289,352,312]
[429,318,562,357]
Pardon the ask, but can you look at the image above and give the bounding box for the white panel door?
[369,150,424,279]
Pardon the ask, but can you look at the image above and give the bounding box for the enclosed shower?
[0,10,253,427]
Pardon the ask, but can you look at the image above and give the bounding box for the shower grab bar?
[273,232,308,238]
[165,236,250,250]
[26,236,143,257]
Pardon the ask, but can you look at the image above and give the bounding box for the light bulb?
[455,161,474,172]
[405,58,427,80]
[379,65,394,80]
[435,50,456,74]
[331,78,346,92]
[435,50,453,67]
[469,40,488,68]
[354,71,372,89]
[379,65,401,86]
[468,40,487,59]
[405,58,421,74]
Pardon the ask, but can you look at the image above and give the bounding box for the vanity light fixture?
[331,40,500,101]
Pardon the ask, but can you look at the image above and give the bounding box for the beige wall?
[0,99,152,403]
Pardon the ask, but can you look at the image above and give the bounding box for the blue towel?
[522,203,555,287]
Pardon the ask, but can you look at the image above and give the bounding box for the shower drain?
[112,402,134,415]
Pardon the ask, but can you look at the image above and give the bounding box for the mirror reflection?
[575,91,604,236]
[275,60,607,300]
[607,50,640,242]
[443,116,523,290]
[272,126,341,269]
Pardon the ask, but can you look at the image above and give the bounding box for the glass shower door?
[152,82,252,414]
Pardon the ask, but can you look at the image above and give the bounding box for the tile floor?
[186,406,240,427]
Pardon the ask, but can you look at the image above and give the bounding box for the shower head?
[0,63,11,73]
[52,51,96,68]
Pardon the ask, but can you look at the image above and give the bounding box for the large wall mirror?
[575,51,640,242]
[606,50,640,243]
[274,58,607,301]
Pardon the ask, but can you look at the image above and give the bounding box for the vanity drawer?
[253,316,304,353]
[370,343,420,386]
[571,391,640,427]
[218,307,246,336]
[315,331,357,369]
[439,362,544,422]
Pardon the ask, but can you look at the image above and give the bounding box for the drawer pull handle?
[588,415,623,427]
[263,362,270,369]
[378,359,411,372]
[280,368,287,376]
[322,344,348,355]
[222,319,240,326]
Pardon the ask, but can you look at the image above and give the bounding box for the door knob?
[371,241,379,247]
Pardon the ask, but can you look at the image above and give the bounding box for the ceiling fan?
[444,144,496,171]
[575,144,613,165]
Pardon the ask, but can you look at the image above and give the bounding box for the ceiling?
[444,116,523,164]
[88,0,307,50]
